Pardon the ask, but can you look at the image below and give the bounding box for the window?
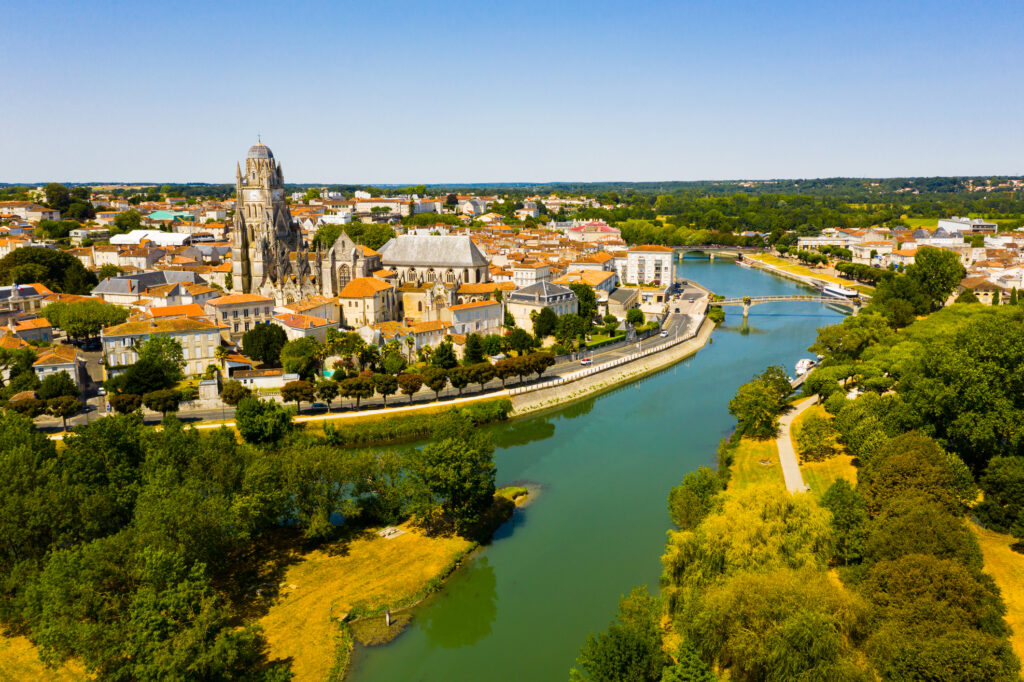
[244,322,250,331]
[243,308,249,318]
[221,312,228,320]
[232,310,238,318]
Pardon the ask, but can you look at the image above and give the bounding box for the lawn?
[746,254,874,291]
[0,635,84,681]
[586,332,626,348]
[792,405,857,498]
[972,523,1024,663]
[728,437,785,491]
[258,522,473,681]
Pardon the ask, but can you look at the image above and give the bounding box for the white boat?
[795,358,816,376]
[822,284,858,299]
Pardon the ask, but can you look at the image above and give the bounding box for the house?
[0,201,61,222]
[0,283,53,315]
[271,312,335,343]
[233,368,298,390]
[70,226,110,245]
[618,245,675,286]
[506,281,579,330]
[282,295,341,324]
[33,345,82,389]
[886,248,918,268]
[552,269,618,294]
[204,293,276,340]
[442,300,502,336]
[512,262,552,288]
[102,317,223,377]
[91,270,207,306]
[9,317,53,343]
[850,241,894,265]
[606,287,640,319]
[338,277,397,327]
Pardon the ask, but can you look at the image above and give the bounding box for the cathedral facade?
[230,141,318,304]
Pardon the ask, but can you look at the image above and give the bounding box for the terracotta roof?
[449,300,500,312]
[33,345,78,366]
[234,368,284,379]
[206,293,275,306]
[104,317,220,336]
[273,313,331,329]
[409,320,451,333]
[149,304,207,318]
[15,318,51,330]
[0,333,29,350]
[627,244,674,253]
[339,277,393,298]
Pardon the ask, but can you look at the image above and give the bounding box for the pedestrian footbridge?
[716,294,860,316]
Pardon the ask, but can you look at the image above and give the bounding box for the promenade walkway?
[777,397,816,493]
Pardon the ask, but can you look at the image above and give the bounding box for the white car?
[580,357,593,366]
[660,331,669,337]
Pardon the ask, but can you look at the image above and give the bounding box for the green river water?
[349,259,846,681]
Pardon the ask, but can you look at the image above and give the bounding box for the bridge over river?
[716,294,860,316]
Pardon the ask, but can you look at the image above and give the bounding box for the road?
[777,397,815,493]
[35,291,705,433]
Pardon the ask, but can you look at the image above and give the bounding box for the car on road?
[579,357,593,366]
[660,330,669,337]
[97,386,106,396]
[309,402,328,412]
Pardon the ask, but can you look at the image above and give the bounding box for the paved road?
[777,397,815,493]
[36,296,705,433]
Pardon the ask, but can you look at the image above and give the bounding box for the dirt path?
[777,397,815,493]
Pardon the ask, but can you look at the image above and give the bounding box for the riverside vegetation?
[0,395,512,680]
[570,248,1023,681]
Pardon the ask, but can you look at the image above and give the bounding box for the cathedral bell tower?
[231,140,307,300]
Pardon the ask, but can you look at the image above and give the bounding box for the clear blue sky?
[3,0,1022,183]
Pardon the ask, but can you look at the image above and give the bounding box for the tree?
[956,288,980,304]
[316,378,340,410]
[794,413,839,462]
[112,209,142,234]
[667,466,722,530]
[432,340,458,369]
[46,396,82,430]
[0,246,97,293]
[493,357,518,386]
[571,587,666,682]
[372,373,398,405]
[136,336,185,382]
[281,380,315,412]
[381,350,407,375]
[219,379,251,406]
[533,307,559,338]
[38,370,78,400]
[820,479,868,565]
[43,182,71,212]
[109,392,142,414]
[570,284,598,321]
[660,643,717,682]
[97,264,122,280]
[464,333,485,365]
[143,389,182,417]
[397,373,423,403]
[467,362,495,390]
[507,327,535,355]
[627,308,645,328]
[526,351,556,378]
[421,367,448,399]
[280,337,321,379]
[504,310,516,328]
[42,300,129,341]
[976,456,1024,540]
[409,413,496,533]
[241,324,287,366]
[555,314,587,346]
[234,396,292,445]
[906,246,966,307]
[340,376,373,407]
[447,366,470,395]
[728,381,781,439]
[482,333,503,356]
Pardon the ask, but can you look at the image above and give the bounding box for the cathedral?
[230,141,319,304]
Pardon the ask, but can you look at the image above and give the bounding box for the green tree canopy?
[241,323,287,366]
[0,246,97,294]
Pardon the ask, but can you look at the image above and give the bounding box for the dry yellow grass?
[792,405,857,497]
[972,523,1024,663]
[746,254,874,291]
[729,437,785,491]
[259,523,472,681]
[0,635,85,681]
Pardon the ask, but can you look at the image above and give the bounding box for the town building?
[506,281,579,330]
[442,300,502,336]
[33,345,83,389]
[377,234,490,285]
[204,293,276,339]
[102,317,223,377]
[338,277,397,327]
[618,245,675,286]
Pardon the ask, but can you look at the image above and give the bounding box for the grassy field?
[792,405,857,498]
[258,523,473,681]
[972,523,1024,663]
[746,253,874,291]
[0,635,84,681]
[728,437,785,491]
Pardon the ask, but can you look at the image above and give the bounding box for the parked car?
[660,330,669,337]
[309,402,328,412]
[580,357,593,366]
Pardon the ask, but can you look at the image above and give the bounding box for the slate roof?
[508,281,576,303]
[378,235,488,268]
[92,270,205,296]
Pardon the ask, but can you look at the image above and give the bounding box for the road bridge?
[674,246,762,261]
[716,294,860,317]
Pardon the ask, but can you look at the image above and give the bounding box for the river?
[349,259,846,681]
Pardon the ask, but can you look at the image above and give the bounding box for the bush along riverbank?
[569,267,1023,680]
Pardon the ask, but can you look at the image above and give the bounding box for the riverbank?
[743,253,873,295]
[259,489,530,681]
[509,316,715,417]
